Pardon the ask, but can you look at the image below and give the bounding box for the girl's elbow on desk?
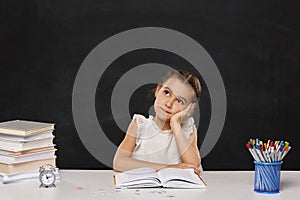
[113,154,125,172]
[113,159,125,172]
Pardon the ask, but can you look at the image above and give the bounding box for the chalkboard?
[1,0,299,170]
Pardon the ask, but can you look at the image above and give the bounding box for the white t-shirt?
[131,114,196,165]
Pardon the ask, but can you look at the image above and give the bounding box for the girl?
[113,69,202,176]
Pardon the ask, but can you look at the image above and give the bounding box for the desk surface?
[1,170,299,200]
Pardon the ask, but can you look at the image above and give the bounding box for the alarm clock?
[39,164,56,188]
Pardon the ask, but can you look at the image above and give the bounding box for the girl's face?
[154,76,195,121]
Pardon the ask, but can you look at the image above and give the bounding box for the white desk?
[1,170,299,200]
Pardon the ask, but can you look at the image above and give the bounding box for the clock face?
[40,170,56,186]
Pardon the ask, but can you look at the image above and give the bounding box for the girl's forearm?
[173,128,201,167]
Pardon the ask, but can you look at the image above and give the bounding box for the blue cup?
[254,161,283,194]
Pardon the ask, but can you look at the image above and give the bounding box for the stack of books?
[0,120,59,184]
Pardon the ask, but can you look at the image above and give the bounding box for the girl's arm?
[172,125,201,167]
[170,103,201,167]
[113,119,170,172]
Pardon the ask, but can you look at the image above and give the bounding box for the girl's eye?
[177,99,184,105]
[164,90,170,96]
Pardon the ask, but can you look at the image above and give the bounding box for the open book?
[113,168,206,189]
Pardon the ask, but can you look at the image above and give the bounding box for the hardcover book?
[0,120,54,137]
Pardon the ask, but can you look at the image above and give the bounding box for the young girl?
[113,69,202,176]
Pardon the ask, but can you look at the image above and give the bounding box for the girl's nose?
[165,99,172,108]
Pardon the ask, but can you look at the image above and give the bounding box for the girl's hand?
[167,163,200,177]
[170,103,195,131]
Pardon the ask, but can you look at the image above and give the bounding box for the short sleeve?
[132,114,147,140]
[181,117,195,139]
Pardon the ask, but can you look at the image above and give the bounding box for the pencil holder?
[254,161,283,194]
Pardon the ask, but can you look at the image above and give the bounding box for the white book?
[0,157,56,174]
[0,149,56,164]
[0,131,53,142]
[0,136,54,152]
[0,120,54,137]
[0,146,55,156]
[0,168,60,184]
[114,168,206,189]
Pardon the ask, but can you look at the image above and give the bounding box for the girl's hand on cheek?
[170,103,195,131]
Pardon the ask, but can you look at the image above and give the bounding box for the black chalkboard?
[1,0,299,170]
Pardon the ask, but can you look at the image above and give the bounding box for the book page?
[0,150,56,164]
[157,168,205,188]
[0,131,53,142]
[114,168,161,188]
[115,179,161,188]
